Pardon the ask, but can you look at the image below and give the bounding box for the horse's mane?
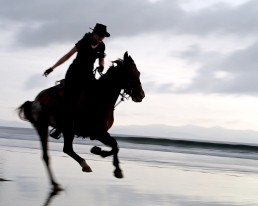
[112,58,123,65]
[99,59,124,81]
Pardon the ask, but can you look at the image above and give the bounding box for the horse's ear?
[129,55,134,63]
[124,51,129,61]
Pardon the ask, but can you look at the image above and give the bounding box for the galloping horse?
[17,52,145,191]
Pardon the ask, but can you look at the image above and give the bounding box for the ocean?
[1,126,258,205]
[1,126,258,162]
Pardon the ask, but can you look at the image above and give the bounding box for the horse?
[17,52,145,191]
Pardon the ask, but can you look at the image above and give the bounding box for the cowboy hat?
[91,23,110,37]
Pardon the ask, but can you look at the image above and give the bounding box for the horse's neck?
[99,75,123,107]
[102,83,122,107]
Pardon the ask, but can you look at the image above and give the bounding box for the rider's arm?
[51,46,77,70]
[99,57,104,67]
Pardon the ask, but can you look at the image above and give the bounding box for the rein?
[115,90,130,108]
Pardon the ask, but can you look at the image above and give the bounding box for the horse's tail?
[17,101,34,123]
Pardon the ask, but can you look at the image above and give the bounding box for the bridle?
[115,89,131,107]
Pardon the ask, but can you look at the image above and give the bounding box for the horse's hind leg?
[62,130,92,172]
[35,123,62,191]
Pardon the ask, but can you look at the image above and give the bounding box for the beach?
[0,143,173,206]
[1,127,258,205]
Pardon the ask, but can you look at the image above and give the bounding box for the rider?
[43,23,110,138]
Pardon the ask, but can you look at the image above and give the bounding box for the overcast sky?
[1,0,258,133]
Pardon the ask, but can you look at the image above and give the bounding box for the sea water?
[1,126,258,176]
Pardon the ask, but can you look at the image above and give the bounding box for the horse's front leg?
[91,133,123,178]
[63,131,92,173]
[113,149,123,178]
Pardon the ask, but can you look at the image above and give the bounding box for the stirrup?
[50,128,62,139]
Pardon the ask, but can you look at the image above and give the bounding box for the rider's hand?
[43,68,53,77]
[96,65,104,73]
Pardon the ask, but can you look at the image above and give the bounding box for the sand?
[0,145,172,206]
[1,142,258,206]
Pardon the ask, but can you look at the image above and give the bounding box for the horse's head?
[122,52,145,102]
[100,52,145,102]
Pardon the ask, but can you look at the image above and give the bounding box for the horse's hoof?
[114,169,124,179]
[81,160,92,173]
[82,166,92,173]
[90,146,102,155]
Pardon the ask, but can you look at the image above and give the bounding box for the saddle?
[48,79,101,138]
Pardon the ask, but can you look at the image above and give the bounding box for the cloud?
[2,0,258,97]
[143,38,258,96]
[0,0,179,46]
[173,41,258,95]
[177,0,258,37]
[143,80,175,94]
[1,0,257,47]
[24,73,50,90]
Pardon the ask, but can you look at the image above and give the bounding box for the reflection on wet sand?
[42,189,62,206]
[0,178,12,181]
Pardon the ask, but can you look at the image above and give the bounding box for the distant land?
[1,119,258,144]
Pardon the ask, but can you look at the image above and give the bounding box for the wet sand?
[0,146,172,206]
[1,144,258,206]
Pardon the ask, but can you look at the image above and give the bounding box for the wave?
[114,135,258,153]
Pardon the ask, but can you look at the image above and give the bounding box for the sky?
[1,0,258,135]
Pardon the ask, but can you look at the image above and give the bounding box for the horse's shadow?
[42,188,63,206]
